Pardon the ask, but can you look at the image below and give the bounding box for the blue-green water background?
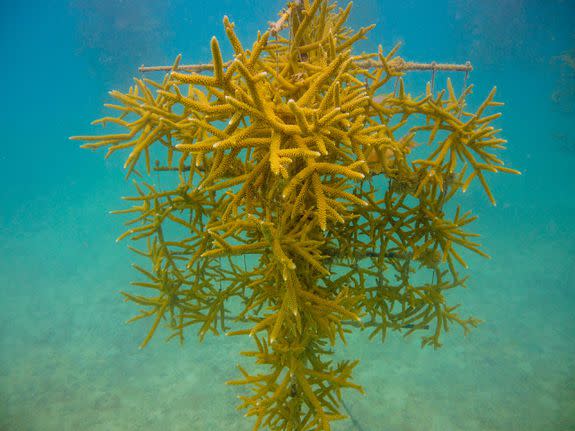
[1,1,574,430]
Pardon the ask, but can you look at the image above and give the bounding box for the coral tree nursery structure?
[73,1,519,429]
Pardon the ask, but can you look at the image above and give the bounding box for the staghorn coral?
[72,1,520,429]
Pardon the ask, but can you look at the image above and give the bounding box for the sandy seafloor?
[1,1,574,430]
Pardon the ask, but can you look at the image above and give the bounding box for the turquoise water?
[1,1,574,430]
